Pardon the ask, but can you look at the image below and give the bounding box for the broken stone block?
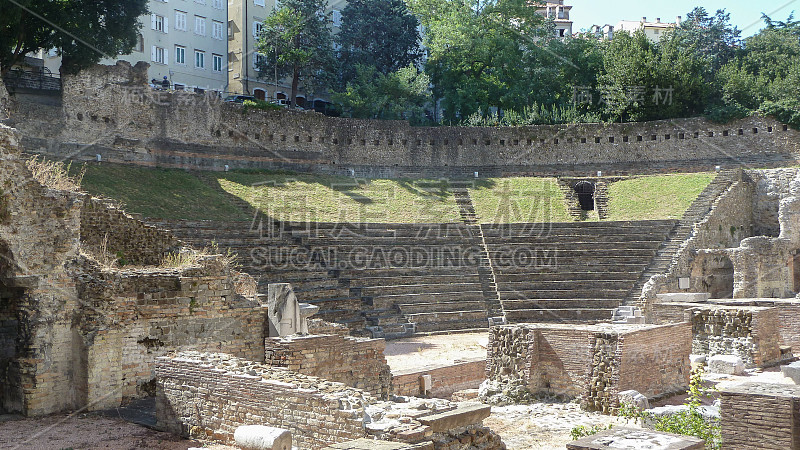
[781,361,800,384]
[233,425,291,450]
[617,390,649,411]
[707,354,745,375]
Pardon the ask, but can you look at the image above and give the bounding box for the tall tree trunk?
[291,65,299,108]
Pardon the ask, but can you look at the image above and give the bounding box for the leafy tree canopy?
[336,0,422,86]
[0,0,148,75]
[255,0,336,106]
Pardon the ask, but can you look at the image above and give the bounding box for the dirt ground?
[384,331,488,372]
[0,413,235,450]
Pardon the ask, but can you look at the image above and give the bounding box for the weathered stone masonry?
[265,333,392,400]
[484,323,691,412]
[0,123,266,416]
[5,61,799,178]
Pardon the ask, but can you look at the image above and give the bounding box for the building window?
[175,11,187,31]
[653,29,660,35]
[152,14,167,33]
[254,0,265,6]
[332,10,342,27]
[135,34,144,52]
[253,21,263,37]
[213,54,223,72]
[152,46,166,64]
[175,45,186,64]
[213,20,224,40]
[195,50,205,69]
[195,16,206,36]
[213,0,224,8]
[254,53,266,70]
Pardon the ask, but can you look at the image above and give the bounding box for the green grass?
[469,177,573,223]
[606,173,715,221]
[207,172,462,223]
[74,163,716,224]
[78,164,249,221]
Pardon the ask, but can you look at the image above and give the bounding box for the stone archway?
[574,181,595,211]
[691,253,735,299]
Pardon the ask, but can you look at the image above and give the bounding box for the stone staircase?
[481,220,677,323]
[622,169,742,304]
[152,219,489,338]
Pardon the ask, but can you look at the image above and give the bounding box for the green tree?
[0,0,148,75]
[409,0,549,122]
[336,0,422,85]
[331,64,430,122]
[255,0,336,107]
[673,7,741,74]
[717,14,800,127]
[598,30,707,122]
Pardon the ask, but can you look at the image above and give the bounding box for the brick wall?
[6,61,799,178]
[76,256,266,409]
[80,196,179,266]
[392,359,486,398]
[720,383,800,449]
[486,323,690,412]
[155,353,370,449]
[265,334,392,399]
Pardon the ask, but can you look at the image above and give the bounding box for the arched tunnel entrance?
[574,181,595,211]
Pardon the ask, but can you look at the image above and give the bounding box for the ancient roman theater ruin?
[3,61,800,449]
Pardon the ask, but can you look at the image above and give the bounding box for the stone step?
[493,263,648,274]
[504,308,614,323]
[348,274,481,287]
[359,282,483,296]
[496,280,634,290]
[397,300,486,314]
[404,310,488,324]
[499,289,629,300]
[413,318,490,333]
[371,291,485,308]
[501,298,621,309]
[495,271,641,282]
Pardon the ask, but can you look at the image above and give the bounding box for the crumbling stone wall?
[264,333,392,399]
[484,323,690,412]
[0,123,268,416]
[156,353,371,449]
[74,256,265,410]
[80,196,180,265]
[689,306,781,367]
[156,352,504,450]
[393,359,487,399]
[0,124,84,415]
[5,61,799,178]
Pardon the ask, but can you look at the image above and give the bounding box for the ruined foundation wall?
[5,62,800,178]
[80,196,180,266]
[486,323,690,411]
[720,383,800,449]
[156,353,370,449]
[690,306,781,367]
[76,258,265,410]
[393,359,487,398]
[0,124,84,415]
[264,334,392,399]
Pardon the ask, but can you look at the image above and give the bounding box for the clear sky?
[569,0,800,37]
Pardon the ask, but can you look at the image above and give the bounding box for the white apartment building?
[536,1,573,38]
[615,16,681,42]
[41,0,229,93]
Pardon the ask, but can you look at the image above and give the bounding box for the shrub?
[570,424,613,440]
[618,368,721,449]
[242,99,284,112]
[26,156,85,191]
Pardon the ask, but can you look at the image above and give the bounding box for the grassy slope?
[606,173,715,221]
[211,172,461,223]
[76,163,715,223]
[79,164,249,221]
[469,177,573,223]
